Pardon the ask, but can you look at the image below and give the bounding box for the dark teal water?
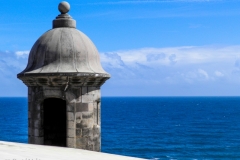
[1,97,240,160]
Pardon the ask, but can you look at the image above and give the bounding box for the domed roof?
[18,2,109,78]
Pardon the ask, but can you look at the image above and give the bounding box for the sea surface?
[0,97,240,159]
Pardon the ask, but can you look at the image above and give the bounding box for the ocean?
[0,97,240,159]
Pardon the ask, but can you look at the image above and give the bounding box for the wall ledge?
[0,141,145,160]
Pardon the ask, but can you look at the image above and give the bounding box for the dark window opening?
[43,98,66,147]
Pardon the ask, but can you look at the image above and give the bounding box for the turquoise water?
[1,97,240,159]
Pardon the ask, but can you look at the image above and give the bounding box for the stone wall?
[28,86,101,151]
[0,141,146,160]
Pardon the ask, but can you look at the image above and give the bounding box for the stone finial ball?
[58,1,70,14]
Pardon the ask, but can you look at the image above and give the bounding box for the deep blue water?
[1,97,240,159]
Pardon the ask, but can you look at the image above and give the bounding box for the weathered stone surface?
[28,111,31,118]
[44,89,62,97]
[29,137,43,144]
[28,95,32,102]
[17,25,110,77]
[97,102,101,125]
[82,127,93,137]
[67,112,74,121]
[29,111,41,119]
[76,119,89,128]
[67,129,75,138]
[28,119,32,128]
[76,137,88,149]
[93,125,101,151]
[82,112,94,119]
[67,138,75,148]
[71,88,81,98]
[33,120,42,128]
[82,94,94,103]
[76,103,88,112]
[66,91,76,102]
[67,121,75,129]
[17,1,109,152]
[88,103,94,111]
[76,129,82,137]
[27,87,101,150]
[36,104,41,111]
[33,128,44,137]
[67,104,75,112]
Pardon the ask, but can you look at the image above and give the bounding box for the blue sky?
[1,0,240,96]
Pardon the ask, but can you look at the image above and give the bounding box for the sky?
[1,0,240,96]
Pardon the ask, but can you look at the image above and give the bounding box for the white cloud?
[1,45,240,96]
[198,69,209,80]
[100,45,240,96]
[169,54,177,65]
[215,71,224,77]
[101,45,240,67]
[15,50,29,58]
[0,50,29,96]
[146,53,166,62]
[101,52,126,69]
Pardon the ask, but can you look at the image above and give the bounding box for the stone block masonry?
[28,86,102,151]
[17,1,110,152]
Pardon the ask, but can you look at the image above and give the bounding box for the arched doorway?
[43,98,66,147]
